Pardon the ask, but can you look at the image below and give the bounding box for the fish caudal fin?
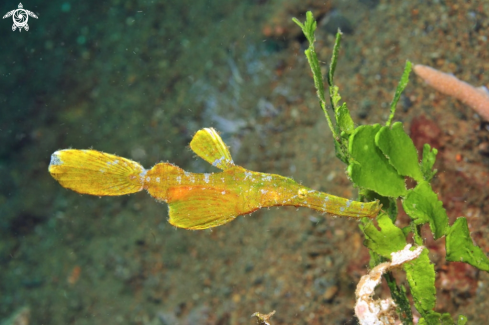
[49,149,146,196]
[168,187,239,230]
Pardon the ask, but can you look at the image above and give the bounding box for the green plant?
[292,11,488,325]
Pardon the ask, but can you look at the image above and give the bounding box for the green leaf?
[348,124,407,197]
[360,190,398,222]
[419,313,467,325]
[418,313,444,325]
[418,313,442,325]
[411,222,424,246]
[334,138,348,164]
[291,11,316,45]
[335,103,354,134]
[402,226,411,237]
[375,122,424,182]
[328,30,342,86]
[291,17,304,30]
[293,12,340,142]
[367,249,383,269]
[331,85,341,108]
[384,197,398,222]
[361,213,406,258]
[446,217,489,271]
[457,315,468,325]
[384,272,414,324]
[421,144,438,181]
[440,313,456,325]
[305,49,326,103]
[386,60,412,127]
[404,248,436,317]
[402,182,448,239]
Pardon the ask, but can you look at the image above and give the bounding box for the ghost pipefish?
[48,128,381,230]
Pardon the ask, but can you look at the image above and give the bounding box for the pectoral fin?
[189,128,235,170]
[167,186,239,229]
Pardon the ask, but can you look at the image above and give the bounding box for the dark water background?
[1,0,489,324]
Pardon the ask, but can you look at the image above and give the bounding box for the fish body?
[49,128,380,229]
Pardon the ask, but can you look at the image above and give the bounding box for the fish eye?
[298,188,307,199]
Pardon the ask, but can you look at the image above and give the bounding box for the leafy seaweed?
[386,61,412,127]
[361,213,406,258]
[421,144,438,182]
[328,30,341,87]
[418,313,468,325]
[293,13,338,142]
[376,122,424,182]
[348,124,407,197]
[384,272,414,325]
[291,12,316,46]
[293,11,485,325]
[335,102,354,135]
[446,217,489,271]
[360,190,398,222]
[402,182,448,239]
[404,248,436,318]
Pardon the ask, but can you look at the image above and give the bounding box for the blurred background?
[0,0,488,323]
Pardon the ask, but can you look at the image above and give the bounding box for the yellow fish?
[49,128,380,229]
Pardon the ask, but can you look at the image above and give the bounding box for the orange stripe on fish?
[49,128,381,230]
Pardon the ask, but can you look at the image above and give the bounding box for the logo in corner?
[3,3,38,32]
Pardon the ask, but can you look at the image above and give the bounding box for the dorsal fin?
[189,128,235,170]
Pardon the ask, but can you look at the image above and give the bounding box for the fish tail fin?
[49,149,146,196]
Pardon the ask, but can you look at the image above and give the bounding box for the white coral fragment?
[354,244,424,325]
